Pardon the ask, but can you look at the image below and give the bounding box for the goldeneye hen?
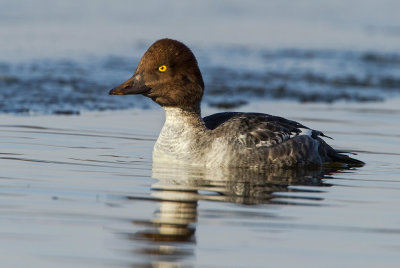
[109,38,363,168]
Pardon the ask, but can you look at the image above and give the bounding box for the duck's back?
[203,112,362,167]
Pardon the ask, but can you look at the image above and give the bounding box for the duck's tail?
[318,138,365,166]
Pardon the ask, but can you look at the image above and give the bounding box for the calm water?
[1,0,400,267]
[1,100,400,267]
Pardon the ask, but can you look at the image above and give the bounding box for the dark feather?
[204,112,363,165]
[204,112,306,147]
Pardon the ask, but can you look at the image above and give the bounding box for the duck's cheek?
[145,90,165,103]
[151,96,173,107]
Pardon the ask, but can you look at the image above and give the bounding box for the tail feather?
[318,138,364,166]
[328,151,365,166]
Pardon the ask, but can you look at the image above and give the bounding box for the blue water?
[1,0,400,114]
[1,102,399,267]
[1,48,400,114]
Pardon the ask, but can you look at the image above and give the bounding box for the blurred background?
[1,0,400,114]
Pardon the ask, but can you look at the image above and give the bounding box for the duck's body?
[153,107,321,167]
[110,38,363,168]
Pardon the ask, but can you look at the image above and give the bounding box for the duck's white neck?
[163,107,204,128]
[153,107,207,163]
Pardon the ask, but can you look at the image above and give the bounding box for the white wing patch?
[250,128,289,148]
[290,128,312,138]
[238,134,247,145]
[255,140,275,148]
[299,128,313,136]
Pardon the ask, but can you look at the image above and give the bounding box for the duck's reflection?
[126,163,345,266]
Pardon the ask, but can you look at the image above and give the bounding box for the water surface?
[1,100,399,267]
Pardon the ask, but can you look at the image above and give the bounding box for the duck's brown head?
[109,38,204,110]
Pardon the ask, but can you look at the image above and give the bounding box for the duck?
[109,38,363,168]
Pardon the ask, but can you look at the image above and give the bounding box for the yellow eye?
[158,65,167,72]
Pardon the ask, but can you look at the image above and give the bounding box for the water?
[1,101,399,267]
[2,49,400,114]
[1,1,400,114]
[1,1,400,267]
